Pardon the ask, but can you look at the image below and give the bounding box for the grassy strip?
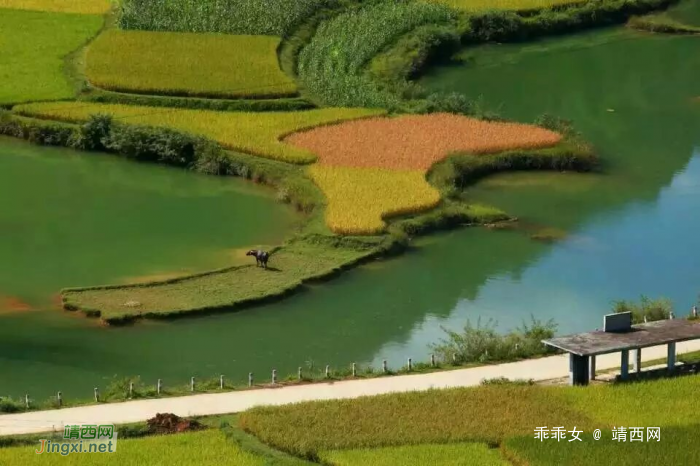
[0,10,103,106]
[320,443,509,466]
[62,235,395,324]
[13,102,383,164]
[118,0,329,36]
[221,420,313,466]
[627,12,700,32]
[503,425,700,465]
[0,0,111,14]
[427,0,587,11]
[86,30,298,99]
[80,89,314,112]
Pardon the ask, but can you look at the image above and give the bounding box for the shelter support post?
[668,342,676,371]
[633,348,642,373]
[620,349,629,380]
[569,354,590,386]
[589,355,596,381]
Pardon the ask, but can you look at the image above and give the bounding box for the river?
[1,27,699,399]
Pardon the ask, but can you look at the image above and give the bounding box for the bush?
[613,295,673,323]
[430,316,558,364]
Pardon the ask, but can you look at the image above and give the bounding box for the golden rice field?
[309,165,441,234]
[0,0,111,14]
[0,430,265,465]
[286,113,562,170]
[425,0,586,12]
[14,102,383,164]
[86,30,298,99]
[319,443,509,466]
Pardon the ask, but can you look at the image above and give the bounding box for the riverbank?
[2,339,699,436]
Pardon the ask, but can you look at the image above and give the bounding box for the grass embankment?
[118,0,328,36]
[320,443,509,466]
[0,10,103,105]
[0,0,111,14]
[240,375,700,461]
[288,113,565,234]
[62,236,393,324]
[86,30,298,99]
[628,12,700,33]
[427,0,587,11]
[13,102,383,164]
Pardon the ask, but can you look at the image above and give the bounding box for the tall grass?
[613,295,673,323]
[14,102,383,164]
[0,10,103,105]
[118,0,329,36]
[298,0,455,108]
[86,30,298,99]
[426,0,587,12]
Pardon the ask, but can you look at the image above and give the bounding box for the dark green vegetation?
[0,9,103,105]
[240,374,700,460]
[430,316,558,364]
[628,12,700,32]
[614,295,674,323]
[118,0,329,36]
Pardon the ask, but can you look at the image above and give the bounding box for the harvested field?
[14,102,383,164]
[308,166,441,235]
[0,0,111,14]
[86,30,297,99]
[286,113,562,170]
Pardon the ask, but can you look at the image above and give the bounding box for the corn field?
[118,0,329,36]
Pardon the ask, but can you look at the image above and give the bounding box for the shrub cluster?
[430,316,559,364]
[613,295,674,323]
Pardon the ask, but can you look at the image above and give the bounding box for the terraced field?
[426,0,587,11]
[0,0,111,14]
[86,30,298,98]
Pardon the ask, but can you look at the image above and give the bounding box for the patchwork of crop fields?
[14,102,383,164]
[0,10,103,105]
[309,166,441,234]
[0,0,111,15]
[118,0,328,36]
[425,0,587,12]
[86,30,297,99]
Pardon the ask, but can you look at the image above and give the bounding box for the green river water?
[1,27,699,399]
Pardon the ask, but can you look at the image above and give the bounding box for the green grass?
[0,0,111,15]
[13,102,384,164]
[425,0,587,12]
[86,30,298,99]
[297,0,455,108]
[118,0,329,36]
[0,10,103,105]
[239,386,599,458]
[0,430,265,465]
[320,443,509,466]
[62,236,386,323]
[504,425,700,465]
[627,12,700,33]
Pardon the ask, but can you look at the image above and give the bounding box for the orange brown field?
[0,296,32,312]
[285,113,562,170]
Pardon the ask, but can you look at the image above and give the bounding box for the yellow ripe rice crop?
[86,30,298,99]
[309,165,441,235]
[320,443,509,466]
[14,102,383,164]
[424,0,586,12]
[0,0,111,14]
[0,430,265,465]
[286,113,562,170]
